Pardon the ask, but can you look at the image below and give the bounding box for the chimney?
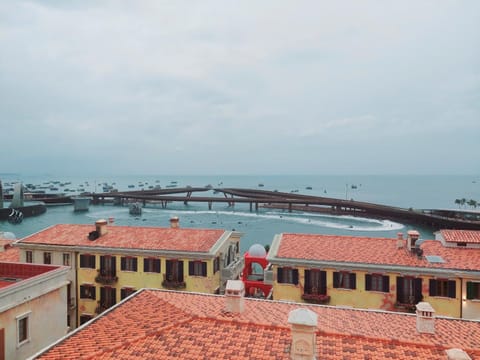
[224,280,245,313]
[288,308,317,360]
[170,216,179,229]
[445,348,472,360]
[397,232,404,249]
[407,230,420,252]
[416,302,435,334]
[95,219,108,237]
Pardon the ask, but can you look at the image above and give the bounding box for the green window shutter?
[466,282,475,300]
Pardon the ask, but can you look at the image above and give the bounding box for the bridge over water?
[90,187,480,231]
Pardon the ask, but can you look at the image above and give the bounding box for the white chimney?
[445,348,472,360]
[288,308,317,360]
[416,302,435,334]
[224,280,245,313]
[407,230,420,252]
[170,216,179,229]
[95,219,108,237]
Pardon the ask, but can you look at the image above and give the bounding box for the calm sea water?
[1,174,479,253]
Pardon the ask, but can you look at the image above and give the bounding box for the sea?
[1,174,479,253]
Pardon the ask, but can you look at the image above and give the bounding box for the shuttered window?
[429,279,456,298]
[304,269,327,295]
[80,284,96,300]
[166,260,184,282]
[466,282,480,300]
[144,258,161,273]
[120,287,136,300]
[189,261,207,277]
[397,277,422,304]
[365,274,390,292]
[333,272,356,290]
[277,267,299,285]
[121,257,138,272]
[80,254,96,269]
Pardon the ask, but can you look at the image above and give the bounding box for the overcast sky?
[0,1,479,176]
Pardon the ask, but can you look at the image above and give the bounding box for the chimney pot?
[397,232,404,240]
[170,216,179,228]
[288,308,317,360]
[407,230,420,252]
[95,219,108,237]
[224,280,245,313]
[416,302,435,334]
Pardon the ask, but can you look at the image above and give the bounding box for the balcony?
[301,293,330,304]
[162,274,186,289]
[162,279,186,289]
[221,257,244,281]
[95,270,118,285]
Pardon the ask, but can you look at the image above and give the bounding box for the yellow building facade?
[266,231,480,320]
[15,220,244,327]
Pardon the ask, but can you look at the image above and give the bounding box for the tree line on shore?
[454,198,478,209]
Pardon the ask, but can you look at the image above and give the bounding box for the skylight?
[425,255,445,263]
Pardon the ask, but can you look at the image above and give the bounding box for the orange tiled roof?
[18,224,227,253]
[36,289,480,359]
[440,229,480,244]
[274,233,480,271]
[0,239,19,262]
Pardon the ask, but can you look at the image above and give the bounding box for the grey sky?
[1,1,479,175]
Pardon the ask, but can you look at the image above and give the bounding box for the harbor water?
[1,174,479,253]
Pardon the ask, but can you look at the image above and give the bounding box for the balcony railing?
[301,293,330,304]
[162,279,186,289]
[95,270,118,285]
[162,274,186,289]
[221,257,244,281]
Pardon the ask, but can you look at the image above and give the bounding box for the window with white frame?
[63,253,70,266]
[26,251,33,263]
[17,312,30,346]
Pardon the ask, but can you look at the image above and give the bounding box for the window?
[100,286,116,308]
[165,260,184,282]
[43,252,52,264]
[429,279,456,298]
[17,314,30,345]
[25,251,33,263]
[365,274,390,292]
[396,277,422,304]
[143,258,160,273]
[99,255,116,277]
[121,287,136,300]
[189,261,207,277]
[213,257,220,274]
[121,257,137,272]
[63,253,70,266]
[80,254,96,269]
[333,271,356,290]
[277,267,299,285]
[467,282,480,300]
[80,284,96,300]
[304,269,327,295]
[79,314,93,325]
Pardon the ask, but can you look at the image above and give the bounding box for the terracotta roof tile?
[18,224,226,253]
[273,233,480,271]
[0,240,19,262]
[440,230,480,243]
[36,289,480,359]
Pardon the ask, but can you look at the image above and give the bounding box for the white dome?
[249,244,267,257]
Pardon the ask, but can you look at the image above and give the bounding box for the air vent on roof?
[425,255,445,263]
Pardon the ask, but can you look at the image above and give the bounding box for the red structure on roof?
[241,244,272,298]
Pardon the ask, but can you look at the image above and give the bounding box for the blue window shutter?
[382,276,390,293]
[277,268,284,283]
[320,271,327,295]
[448,280,456,298]
[429,279,437,296]
[292,269,299,285]
[351,273,356,289]
[365,274,372,291]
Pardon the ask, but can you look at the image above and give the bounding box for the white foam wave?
[158,209,404,231]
